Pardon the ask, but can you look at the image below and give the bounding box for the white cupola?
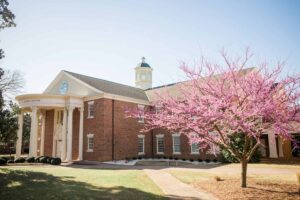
[135,57,153,90]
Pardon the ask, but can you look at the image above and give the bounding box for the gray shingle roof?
[64,71,149,101]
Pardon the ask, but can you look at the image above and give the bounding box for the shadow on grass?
[0,168,171,200]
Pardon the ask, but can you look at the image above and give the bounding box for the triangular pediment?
[43,71,102,96]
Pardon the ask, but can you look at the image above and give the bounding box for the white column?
[61,108,67,161]
[278,137,284,157]
[66,106,74,162]
[40,111,46,156]
[29,106,38,157]
[15,110,24,158]
[268,132,278,158]
[78,107,84,160]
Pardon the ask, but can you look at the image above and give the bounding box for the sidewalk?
[144,169,218,200]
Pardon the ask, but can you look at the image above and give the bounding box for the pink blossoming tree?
[127,49,300,188]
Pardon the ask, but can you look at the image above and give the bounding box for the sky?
[1,0,300,95]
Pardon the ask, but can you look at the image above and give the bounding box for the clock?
[59,81,68,94]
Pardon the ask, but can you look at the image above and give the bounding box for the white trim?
[138,134,145,155]
[172,133,181,154]
[191,143,200,154]
[83,93,150,105]
[156,134,164,154]
[87,133,94,152]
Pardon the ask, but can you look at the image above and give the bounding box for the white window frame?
[87,101,95,119]
[190,133,200,154]
[172,133,181,154]
[87,133,94,152]
[138,134,145,155]
[138,105,145,123]
[156,134,164,154]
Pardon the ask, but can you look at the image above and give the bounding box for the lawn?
[168,165,300,200]
[0,165,166,200]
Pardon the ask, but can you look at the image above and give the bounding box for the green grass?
[0,166,166,200]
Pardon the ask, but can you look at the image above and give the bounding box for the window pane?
[88,137,94,150]
[138,138,144,153]
[157,137,164,153]
[173,136,181,153]
[88,103,95,118]
[191,143,199,153]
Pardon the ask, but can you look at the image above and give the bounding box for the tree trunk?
[241,158,248,188]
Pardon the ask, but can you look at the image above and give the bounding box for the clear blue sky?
[1,0,300,94]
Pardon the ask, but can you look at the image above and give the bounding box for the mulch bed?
[193,178,300,200]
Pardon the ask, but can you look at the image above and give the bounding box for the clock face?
[59,81,68,94]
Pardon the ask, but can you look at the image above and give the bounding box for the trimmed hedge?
[14,157,26,163]
[26,157,35,163]
[7,160,14,163]
[50,157,61,165]
[0,158,6,165]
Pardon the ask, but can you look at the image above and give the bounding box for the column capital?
[31,106,38,112]
[67,105,75,111]
[79,107,84,112]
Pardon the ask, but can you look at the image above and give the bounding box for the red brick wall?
[83,98,152,161]
[152,129,220,161]
[83,98,108,161]
[44,110,54,157]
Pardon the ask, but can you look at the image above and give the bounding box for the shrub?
[205,159,210,163]
[189,158,194,162]
[7,160,14,163]
[46,157,53,164]
[35,156,43,163]
[14,157,26,163]
[198,158,203,162]
[0,158,6,165]
[138,157,142,160]
[26,157,35,163]
[163,156,167,159]
[40,157,49,163]
[1,156,14,161]
[132,157,137,160]
[51,157,61,165]
[221,132,261,163]
[174,157,178,160]
[169,156,173,160]
[182,158,186,161]
[213,159,218,163]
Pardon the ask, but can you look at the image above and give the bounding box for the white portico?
[15,94,84,162]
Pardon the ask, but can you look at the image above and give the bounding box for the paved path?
[144,169,218,200]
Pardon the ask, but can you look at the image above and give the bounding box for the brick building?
[15,58,299,162]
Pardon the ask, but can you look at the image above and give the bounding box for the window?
[87,134,94,152]
[172,133,181,154]
[156,134,164,154]
[138,135,145,155]
[190,132,199,154]
[88,101,95,118]
[138,105,145,123]
[191,143,199,154]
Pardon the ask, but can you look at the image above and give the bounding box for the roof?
[137,62,151,68]
[64,71,149,101]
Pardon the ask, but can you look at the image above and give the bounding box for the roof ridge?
[63,70,145,91]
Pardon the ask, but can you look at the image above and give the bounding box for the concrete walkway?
[144,169,218,200]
